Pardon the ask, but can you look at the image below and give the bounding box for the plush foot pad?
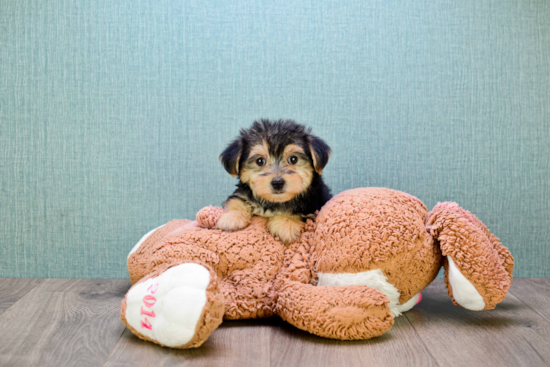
[447,256,485,310]
[318,269,421,317]
[395,292,422,314]
[122,263,224,348]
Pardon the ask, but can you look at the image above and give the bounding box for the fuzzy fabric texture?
[426,202,514,310]
[122,187,514,348]
[121,261,224,348]
[313,188,442,304]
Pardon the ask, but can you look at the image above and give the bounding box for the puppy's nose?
[271,177,285,191]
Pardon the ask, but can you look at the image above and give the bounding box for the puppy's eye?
[288,156,298,165]
[256,158,266,166]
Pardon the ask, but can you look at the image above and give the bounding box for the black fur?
[308,135,331,173]
[219,138,242,176]
[220,119,332,218]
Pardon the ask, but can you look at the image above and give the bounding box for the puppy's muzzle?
[271,177,285,191]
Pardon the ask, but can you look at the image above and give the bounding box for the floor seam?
[101,327,127,366]
[101,279,133,367]
[403,304,442,367]
[508,287,550,325]
[0,278,45,317]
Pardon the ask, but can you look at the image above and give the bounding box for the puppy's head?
[220,119,331,203]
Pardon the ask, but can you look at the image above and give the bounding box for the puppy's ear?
[220,138,242,177]
[308,136,331,174]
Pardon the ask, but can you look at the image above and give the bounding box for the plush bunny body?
[121,188,513,348]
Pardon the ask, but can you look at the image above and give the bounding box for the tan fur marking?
[249,143,270,161]
[239,166,254,184]
[252,173,281,200]
[252,170,304,203]
[308,142,331,174]
[216,198,252,231]
[263,140,271,160]
[241,143,271,185]
[294,162,313,193]
[308,142,319,173]
[268,214,305,244]
[283,144,306,157]
[284,144,313,195]
[232,154,240,177]
[279,172,304,199]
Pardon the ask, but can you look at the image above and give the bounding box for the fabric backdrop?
[1,0,549,278]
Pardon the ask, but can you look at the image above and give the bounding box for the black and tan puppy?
[217,119,332,244]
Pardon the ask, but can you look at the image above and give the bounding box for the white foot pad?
[447,256,485,311]
[125,263,210,347]
[395,292,421,314]
[317,268,402,317]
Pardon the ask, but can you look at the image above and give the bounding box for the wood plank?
[0,278,131,367]
[106,308,438,367]
[509,278,550,323]
[104,319,273,367]
[0,278,43,315]
[271,314,439,367]
[3,277,546,367]
[405,280,550,367]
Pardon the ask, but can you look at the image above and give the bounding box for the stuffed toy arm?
[274,221,394,340]
[276,279,395,340]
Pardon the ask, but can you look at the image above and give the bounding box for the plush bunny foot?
[127,220,202,284]
[317,269,422,317]
[395,292,422,313]
[445,256,485,310]
[427,202,514,310]
[121,263,224,348]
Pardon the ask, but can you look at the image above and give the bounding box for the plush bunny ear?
[219,138,242,177]
[427,202,514,311]
[308,136,331,174]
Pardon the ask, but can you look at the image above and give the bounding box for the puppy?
[216,119,332,244]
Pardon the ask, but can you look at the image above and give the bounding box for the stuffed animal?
[121,187,514,348]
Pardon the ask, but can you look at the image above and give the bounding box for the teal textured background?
[1,1,549,278]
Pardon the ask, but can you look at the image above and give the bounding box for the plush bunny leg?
[427,202,514,310]
[127,219,202,284]
[121,262,224,349]
[274,220,393,340]
[317,269,423,317]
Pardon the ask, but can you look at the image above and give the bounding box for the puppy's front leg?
[216,197,252,231]
[268,214,305,244]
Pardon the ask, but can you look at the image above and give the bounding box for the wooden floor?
[0,278,549,367]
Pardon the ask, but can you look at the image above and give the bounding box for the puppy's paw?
[268,215,305,244]
[215,211,250,232]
